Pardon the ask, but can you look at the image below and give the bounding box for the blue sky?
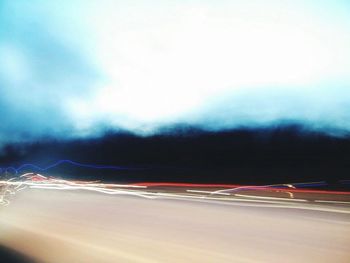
[0,0,350,143]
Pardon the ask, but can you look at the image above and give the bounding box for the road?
[0,185,350,263]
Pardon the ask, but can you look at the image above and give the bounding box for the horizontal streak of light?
[2,179,350,195]
[29,185,154,199]
[148,192,350,214]
[0,181,146,188]
[166,196,350,214]
[234,194,307,202]
[2,175,350,214]
[0,159,145,175]
[131,182,241,188]
[186,190,230,195]
[135,182,350,195]
[314,200,350,204]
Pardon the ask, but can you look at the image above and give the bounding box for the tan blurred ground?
[0,188,350,263]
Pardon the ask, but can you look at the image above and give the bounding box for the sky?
[0,0,350,144]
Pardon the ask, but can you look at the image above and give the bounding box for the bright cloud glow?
[0,0,350,142]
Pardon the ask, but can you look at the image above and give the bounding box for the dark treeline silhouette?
[1,125,349,184]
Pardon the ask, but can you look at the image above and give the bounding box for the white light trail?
[1,173,350,215]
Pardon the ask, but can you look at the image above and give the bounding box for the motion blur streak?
[0,182,349,262]
[0,159,143,175]
[2,174,350,208]
[0,173,151,206]
[134,182,350,195]
[131,182,241,188]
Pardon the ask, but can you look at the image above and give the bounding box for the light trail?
[0,173,152,205]
[1,173,350,215]
[0,159,144,175]
[212,184,350,196]
[233,193,307,202]
[131,182,241,188]
[186,189,231,195]
[1,160,348,198]
[314,200,350,204]
[134,182,350,195]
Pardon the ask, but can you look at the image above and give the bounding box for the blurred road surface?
[0,188,349,263]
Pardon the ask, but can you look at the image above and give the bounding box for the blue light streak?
[0,159,142,175]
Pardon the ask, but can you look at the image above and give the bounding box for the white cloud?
[64,0,350,134]
[1,0,350,141]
